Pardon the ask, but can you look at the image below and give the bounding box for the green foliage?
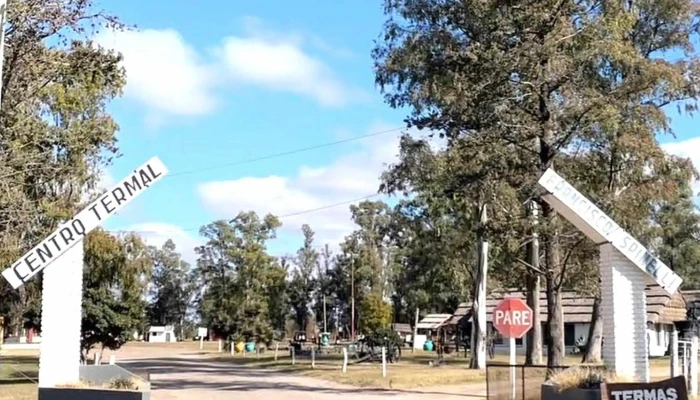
[287,225,319,333]
[0,0,126,335]
[81,229,151,359]
[359,293,392,334]
[373,0,700,366]
[149,240,192,327]
[195,212,284,344]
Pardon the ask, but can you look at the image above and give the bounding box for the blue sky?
[92,0,700,265]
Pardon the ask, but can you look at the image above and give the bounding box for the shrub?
[548,366,633,391]
[107,377,137,390]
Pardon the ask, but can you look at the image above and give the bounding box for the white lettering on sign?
[1,157,168,289]
[494,309,532,326]
[538,169,683,295]
[610,388,678,400]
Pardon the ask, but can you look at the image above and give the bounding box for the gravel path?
[120,355,487,400]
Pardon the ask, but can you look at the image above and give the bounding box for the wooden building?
[451,284,687,357]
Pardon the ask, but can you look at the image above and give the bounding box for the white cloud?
[93,19,364,119]
[197,123,406,247]
[95,29,218,119]
[124,222,204,267]
[661,136,700,195]
[216,18,365,107]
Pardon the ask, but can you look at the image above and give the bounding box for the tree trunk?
[469,205,488,370]
[542,202,565,368]
[582,295,603,363]
[525,274,542,365]
[525,201,543,366]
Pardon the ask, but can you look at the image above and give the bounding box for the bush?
[107,377,137,390]
[548,367,633,391]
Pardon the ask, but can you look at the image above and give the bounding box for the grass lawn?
[0,351,38,400]
[211,348,677,389]
[0,354,38,382]
[0,383,37,400]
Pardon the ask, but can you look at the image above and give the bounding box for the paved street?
[120,355,487,400]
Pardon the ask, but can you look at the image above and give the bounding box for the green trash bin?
[321,332,330,345]
[245,342,256,352]
[423,339,434,351]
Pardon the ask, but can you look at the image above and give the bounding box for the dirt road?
[120,355,487,400]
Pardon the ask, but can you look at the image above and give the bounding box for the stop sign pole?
[493,297,534,400]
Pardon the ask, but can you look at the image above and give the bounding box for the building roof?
[391,323,412,333]
[417,314,453,330]
[148,326,175,333]
[451,284,687,326]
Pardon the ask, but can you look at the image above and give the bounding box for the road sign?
[493,297,533,339]
[1,156,168,289]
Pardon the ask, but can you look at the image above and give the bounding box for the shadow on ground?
[120,357,484,398]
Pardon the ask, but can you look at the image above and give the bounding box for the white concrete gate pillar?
[599,244,649,382]
[0,157,168,390]
[538,168,683,383]
[38,239,84,387]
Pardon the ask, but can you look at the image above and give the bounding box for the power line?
[108,193,383,236]
[165,127,404,178]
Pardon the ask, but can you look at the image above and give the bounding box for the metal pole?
[350,254,355,341]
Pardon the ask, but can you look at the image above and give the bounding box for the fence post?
[200,335,203,350]
[311,347,316,369]
[218,339,222,353]
[291,346,296,365]
[342,347,348,373]
[108,355,116,365]
[381,347,386,378]
[690,336,698,396]
[274,343,279,361]
[671,329,679,377]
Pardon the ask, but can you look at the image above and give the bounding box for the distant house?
[391,323,412,336]
[148,326,177,343]
[412,314,452,350]
[451,284,687,357]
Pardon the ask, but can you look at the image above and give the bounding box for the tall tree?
[314,244,334,333]
[81,229,150,363]
[149,240,191,329]
[373,0,700,366]
[196,212,284,344]
[287,225,319,333]
[0,0,126,335]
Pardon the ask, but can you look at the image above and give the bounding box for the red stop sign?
[492,297,533,339]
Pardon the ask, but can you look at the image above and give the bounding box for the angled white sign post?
[538,168,683,382]
[2,156,168,388]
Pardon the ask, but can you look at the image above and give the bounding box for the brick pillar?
[600,243,649,382]
[38,239,84,387]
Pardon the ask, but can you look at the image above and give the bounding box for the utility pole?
[350,254,355,341]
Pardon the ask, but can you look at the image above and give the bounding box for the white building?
[452,284,687,357]
[148,325,177,343]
